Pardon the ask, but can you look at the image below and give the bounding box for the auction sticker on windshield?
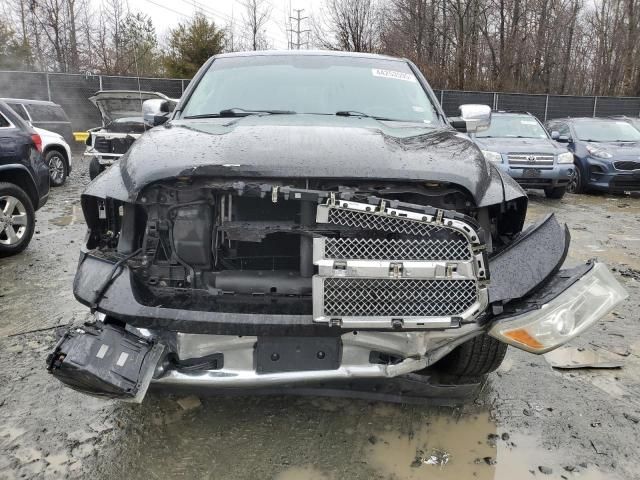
[372,68,417,82]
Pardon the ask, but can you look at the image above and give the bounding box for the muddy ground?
[1,157,639,480]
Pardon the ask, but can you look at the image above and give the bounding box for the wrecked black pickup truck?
[47,51,627,401]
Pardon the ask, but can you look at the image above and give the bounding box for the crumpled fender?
[488,213,569,305]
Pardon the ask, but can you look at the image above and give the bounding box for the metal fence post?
[593,96,598,117]
[181,79,185,94]
[440,90,444,107]
[45,72,52,101]
[99,75,103,91]
[493,92,498,110]
[544,95,549,122]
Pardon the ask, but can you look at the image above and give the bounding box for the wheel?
[432,334,508,376]
[544,185,566,199]
[45,149,68,187]
[566,166,583,194]
[89,157,103,180]
[0,182,35,257]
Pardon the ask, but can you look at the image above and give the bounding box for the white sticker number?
[372,68,417,83]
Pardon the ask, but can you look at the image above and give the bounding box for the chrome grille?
[614,161,640,171]
[322,278,477,317]
[324,237,471,261]
[327,208,449,237]
[508,153,554,166]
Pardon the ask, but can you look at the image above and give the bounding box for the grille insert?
[508,153,554,166]
[324,237,471,261]
[322,278,477,317]
[614,161,640,171]
[327,208,453,238]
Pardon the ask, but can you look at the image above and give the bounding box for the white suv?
[35,127,72,186]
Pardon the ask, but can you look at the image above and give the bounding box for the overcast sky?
[125,0,318,49]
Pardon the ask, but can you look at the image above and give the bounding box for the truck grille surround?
[313,199,488,329]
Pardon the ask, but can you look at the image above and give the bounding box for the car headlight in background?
[481,150,503,163]
[586,144,613,159]
[488,262,627,354]
[557,152,574,164]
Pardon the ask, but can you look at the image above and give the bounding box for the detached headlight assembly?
[586,144,613,159]
[557,152,574,164]
[481,150,503,163]
[489,262,627,354]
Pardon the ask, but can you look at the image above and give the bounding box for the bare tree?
[317,0,382,52]
[240,0,272,51]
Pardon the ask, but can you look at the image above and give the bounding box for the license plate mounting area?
[256,336,341,374]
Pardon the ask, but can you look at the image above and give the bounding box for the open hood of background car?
[89,91,176,124]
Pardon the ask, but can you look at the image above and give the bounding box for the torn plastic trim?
[488,261,628,353]
[488,213,569,306]
[46,323,164,401]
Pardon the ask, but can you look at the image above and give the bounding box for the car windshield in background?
[182,55,439,124]
[475,114,548,138]
[575,120,640,142]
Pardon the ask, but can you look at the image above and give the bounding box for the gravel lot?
[1,157,639,480]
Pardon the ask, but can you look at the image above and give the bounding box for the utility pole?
[288,8,310,49]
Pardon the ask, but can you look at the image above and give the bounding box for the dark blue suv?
[0,101,50,256]
[545,117,640,194]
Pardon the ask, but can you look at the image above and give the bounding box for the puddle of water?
[367,412,497,480]
[50,205,85,226]
[366,411,619,480]
[274,466,334,480]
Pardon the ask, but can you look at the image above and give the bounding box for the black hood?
[87,115,524,206]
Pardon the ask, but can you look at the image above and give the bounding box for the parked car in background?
[0,101,49,256]
[472,112,574,198]
[84,91,177,180]
[34,126,72,187]
[546,117,640,194]
[1,98,74,147]
[609,115,640,131]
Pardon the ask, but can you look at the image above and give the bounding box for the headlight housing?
[557,152,574,164]
[481,150,503,163]
[586,144,613,159]
[489,262,627,353]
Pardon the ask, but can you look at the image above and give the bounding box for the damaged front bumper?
[47,208,627,399]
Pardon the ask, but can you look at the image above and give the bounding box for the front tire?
[544,185,566,199]
[566,166,583,194]
[0,183,35,257]
[433,334,508,376]
[45,150,68,187]
[89,157,103,180]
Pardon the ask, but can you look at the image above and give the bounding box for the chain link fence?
[1,70,639,132]
[434,90,640,121]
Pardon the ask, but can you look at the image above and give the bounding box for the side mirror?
[557,135,571,143]
[143,99,170,127]
[551,131,560,140]
[449,104,491,133]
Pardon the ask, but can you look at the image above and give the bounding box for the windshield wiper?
[335,110,416,122]
[184,108,296,119]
